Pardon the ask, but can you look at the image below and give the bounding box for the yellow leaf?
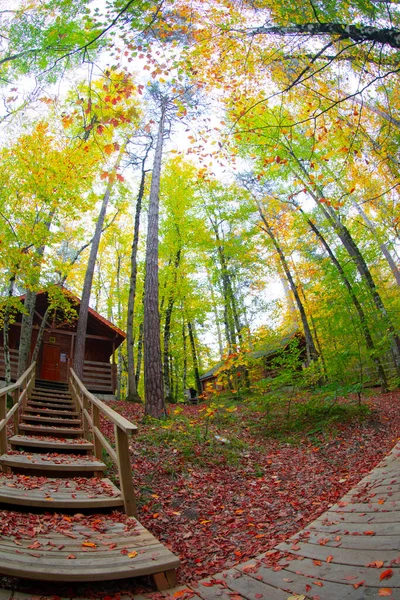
[128,551,138,558]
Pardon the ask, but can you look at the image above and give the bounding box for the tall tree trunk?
[31,306,51,363]
[289,151,400,371]
[188,320,202,396]
[3,276,16,385]
[135,320,144,389]
[182,316,188,391]
[143,106,167,419]
[300,208,388,390]
[18,210,55,376]
[17,290,36,376]
[74,155,122,380]
[163,248,181,402]
[126,160,147,402]
[207,271,224,358]
[116,254,123,401]
[351,198,400,286]
[257,203,319,365]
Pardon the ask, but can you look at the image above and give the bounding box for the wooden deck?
[131,441,400,600]
[0,364,180,591]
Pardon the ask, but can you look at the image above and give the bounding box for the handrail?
[0,362,36,458]
[68,367,137,517]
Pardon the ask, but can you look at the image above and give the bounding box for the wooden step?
[9,435,93,452]
[0,475,123,509]
[23,407,79,417]
[0,452,106,474]
[0,514,179,582]
[30,394,73,404]
[19,424,84,437]
[27,401,75,411]
[21,414,82,426]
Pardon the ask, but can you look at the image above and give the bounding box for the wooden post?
[0,392,7,459]
[12,387,19,435]
[115,424,137,517]
[92,404,102,460]
[82,391,90,440]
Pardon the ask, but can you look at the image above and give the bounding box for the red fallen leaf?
[28,540,41,549]
[255,595,263,599]
[353,581,365,589]
[380,569,393,581]
[326,555,334,563]
[67,554,76,559]
[228,595,242,600]
[305,584,312,592]
[318,538,330,546]
[378,589,393,596]
[313,581,323,586]
[363,531,375,536]
[366,560,384,568]
[313,560,322,566]
[201,582,215,587]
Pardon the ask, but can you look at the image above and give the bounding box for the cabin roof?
[17,288,126,346]
[200,330,302,381]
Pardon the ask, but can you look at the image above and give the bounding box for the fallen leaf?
[128,551,138,558]
[353,581,365,589]
[380,569,393,581]
[67,554,76,559]
[366,560,384,568]
[378,589,393,597]
[326,555,333,563]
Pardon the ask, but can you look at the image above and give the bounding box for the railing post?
[115,424,137,518]
[0,392,8,459]
[82,391,90,440]
[12,387,19,435]
[92,404,103,460]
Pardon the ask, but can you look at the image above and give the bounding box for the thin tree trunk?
[116,255,122,401]
[17,289,36,376]
[290,152,400,371]
[301,208,388,390]
[126,161,147,402]
[135,320,144,388]
[31,306,51,363]
[3,276,16,385]
[143,106,167,419]
[257,204,319,365]
[163,248,181,402]
[207,271,224,358]
[182,316,188,391]
[188,320,202,396]
[351,198,400,286]
[74,154,123,380]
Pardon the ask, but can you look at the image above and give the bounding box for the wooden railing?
[69,368,138,517]
[0,362,36,459]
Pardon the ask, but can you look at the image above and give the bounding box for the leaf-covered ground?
[1,390,399,598]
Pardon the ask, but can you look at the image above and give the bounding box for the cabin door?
[41,343,60,381]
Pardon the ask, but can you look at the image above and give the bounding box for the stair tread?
[0,512,179,581]
[27,401,75,410]
[0,475,123,508]
[22,414,82,425]
[24,407,79,416]
[0,452,106,471]
[19,424,84,435]
[9,435,93,450]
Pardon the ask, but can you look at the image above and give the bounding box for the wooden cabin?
[200,331,306,395]
[0,289,125,394]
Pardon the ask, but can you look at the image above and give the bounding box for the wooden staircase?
[0,364,179,590]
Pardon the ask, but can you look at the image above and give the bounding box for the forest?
[0,0,399,595]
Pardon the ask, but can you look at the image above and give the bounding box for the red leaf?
[326,555,333,563]
[380,569,393,581]
[353,581,365,589]
[378,589,393,597]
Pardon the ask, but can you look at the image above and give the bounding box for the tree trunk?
[135,320,144,389]
[290,151,400,372]
[143,106,167,419]
[207,271,224,358]
[17,289,36,376]
[182,316,188,391]
[351,198,400,286]
[302,208,388,390]
[126,161,147,402]
[257,204,319,365]
[31,306,51,363]
[74,155,122,380]
[163,248,181,402]
[3,276,16,385]
[188,320,202,396]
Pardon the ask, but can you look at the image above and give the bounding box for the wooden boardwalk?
[0,364,179,592]
[132,441,400,600]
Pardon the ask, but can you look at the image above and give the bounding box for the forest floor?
[1,388,400,598]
